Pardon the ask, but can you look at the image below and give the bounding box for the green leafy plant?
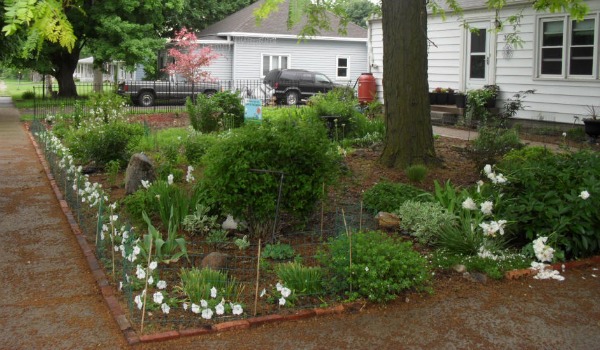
[234,235,250,250]
[178,267,244,303]
[206,229,230,248]
[496,149,600,258]
[275,262,323,296]
[106,160,120,186]
[21,90,35,99]
[146,180,192,232]
[262,243,295,260]
[186,91,244,133]
[431,250,530,280]
[394,200,456,245]
[182,204,220,236]
[468,126,523,169]
[86,92,127,123]
[184,132,219,165]
[435,210,507,256]
[140,210,188,264]
[318,231,431,303]
[363,181,430,214]
[405,164,428,183]
[201,116,340,238]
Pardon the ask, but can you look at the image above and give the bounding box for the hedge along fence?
[29,117,380,334]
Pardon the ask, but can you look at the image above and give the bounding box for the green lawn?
[0,79,40,98]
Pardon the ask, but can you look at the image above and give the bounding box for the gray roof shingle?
[197,0,367,39]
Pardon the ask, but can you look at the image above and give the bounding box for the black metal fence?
[33,80,318,118]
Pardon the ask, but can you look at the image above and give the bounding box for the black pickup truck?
[117,80,222,107]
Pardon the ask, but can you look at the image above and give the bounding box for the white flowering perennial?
[530,236,564,281]
[186,166,195,183]
[483,164,507,185]
[579,190,590,200]
[478,220,507,237]
[181,287,244,320]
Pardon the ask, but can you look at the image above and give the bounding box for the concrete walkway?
[0,97,127,349]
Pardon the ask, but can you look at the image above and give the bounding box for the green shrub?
[21,90,35,99]
[497,149,600,258]
[306,88,369,139]
[318,231,431,302]
[184,132,219,164]
[182,204,220,236]
[468,126,523,168]
[65,120,144,166]
[363,181,430,214]
[394,200,456,245]
[436,213,507,256]
[186,91,244,133]
[145,180,193,232]
[86,92,127,123]
[262,243,295,260]
[405,164,428,183]
[275,262,323,296]
[201,116,340,238]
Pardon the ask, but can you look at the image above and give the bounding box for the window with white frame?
[538,15,598,78]
[337,56,349,79]
[262,54,289,76]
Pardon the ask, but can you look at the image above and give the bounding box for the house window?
[262,54,289,76]
[538,16,598,78]
[469,28,487,79]
[337,56,349,79]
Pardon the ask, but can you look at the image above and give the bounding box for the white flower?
[133,246,141,256]
[260,288,266,298]
[191,303,200,313]
[149,261,158,270]
[462,197,477,210]
[110,214,118,222]
[279,297,286,306]
[210,287,217,298]
[147,275,154,285]
[476,180,484,193]
[483,164,493,175]
[533,236,555,263]
[157,280,167,289]
[167,174,174,185]
[494,173,507,184]
[201,308,214,320]
[281,287,292,298]
[186,166,195,183]
[579,190,590,200]
[135,265,146,280]
[215,303,225,315]
[276,282,283,292]
[134,295,143,310]
[480,201,493,215]
[114,245,120,252]
[200,299,208,308]
[183,302,188,311]
[141,180,151,189]
[232,304,243,315]
[153,291,164,304]
[161,303,170,314]
[365,266,369,272]
[562,132,567,137]
[119,281,123,291]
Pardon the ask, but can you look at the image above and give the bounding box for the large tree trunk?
[379,0,436,168]
[50,48,81,97]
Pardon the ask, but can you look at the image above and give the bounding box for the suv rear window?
[280,70,300,81]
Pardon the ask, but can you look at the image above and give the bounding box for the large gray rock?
[124,153,155,194]
[201,252,229,271]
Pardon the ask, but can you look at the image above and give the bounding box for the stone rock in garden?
[222,215,238,230]
[375,212,400,230]
[463,272,487,284]
[124,153,156,195]
[201,252,229,271]
[453,264,467,273]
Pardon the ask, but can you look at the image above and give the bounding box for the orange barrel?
[357,73,377,104]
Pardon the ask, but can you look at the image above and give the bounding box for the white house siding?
[368,0,600,125]
[200,42,234,81]
[230,37,368,85]
[367,18,384,102]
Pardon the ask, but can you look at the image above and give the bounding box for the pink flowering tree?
[163,27,220,83]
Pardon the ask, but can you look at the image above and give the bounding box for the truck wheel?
[285,90,299,105]
[139,92,155,107]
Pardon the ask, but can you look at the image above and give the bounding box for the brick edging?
[504,256,600,280]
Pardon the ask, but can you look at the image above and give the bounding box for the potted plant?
[447,88,456,105]
[483,84,499,108]
[432,87,448,105]
[582,105,600,141]
[455,91,466,108]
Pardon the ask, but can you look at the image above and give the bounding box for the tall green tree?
[257,0,589,169]
[341,0,378,28]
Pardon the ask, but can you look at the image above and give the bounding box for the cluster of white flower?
[167,174,174,185]
[483,164,507,185]
[186,166,195,183]
[479,220,507,237]
[579,190,590,200]
[133,260,171,314]
[141,179,151,189]
[461,197,494,216]
[182,287,244,320]
[76,179,108,208]
[477,246,502,260]
[275,282,292,306]
[531,262,565,281]
[532,236,554,263]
